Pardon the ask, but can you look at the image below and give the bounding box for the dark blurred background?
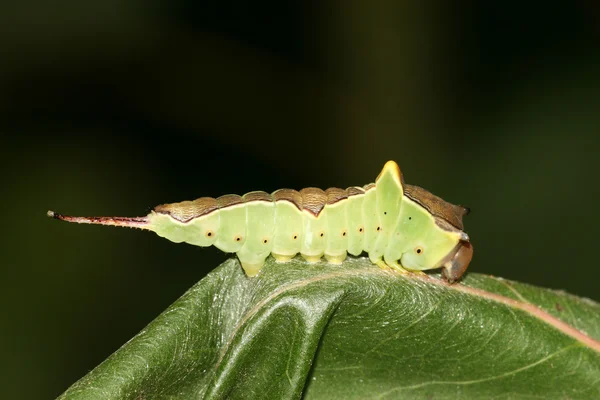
[1,2,599,398]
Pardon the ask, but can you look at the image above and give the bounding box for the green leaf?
[59,258,600,399]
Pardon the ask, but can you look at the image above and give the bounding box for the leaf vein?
[375,344,580,399]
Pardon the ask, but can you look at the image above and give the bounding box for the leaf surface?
[59,258,600,399]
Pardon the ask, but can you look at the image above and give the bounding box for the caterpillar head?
[441,241,473,283]
[399,185,472,282]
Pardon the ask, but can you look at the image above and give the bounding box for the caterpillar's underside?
[49,161,473,282]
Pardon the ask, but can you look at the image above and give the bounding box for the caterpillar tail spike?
[48,160,473,282]
[47,210,151,230]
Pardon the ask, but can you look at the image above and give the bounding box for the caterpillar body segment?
[271,189,304,262]
[323,188,349,264]
[344,187,366,256]
[48,160,473,282]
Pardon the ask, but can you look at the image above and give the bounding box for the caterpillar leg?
[373,258,408,275]
[272,253,294,263]
[301,253,323,263]
[325,252,347,265]
[407,269,427,277]
[240,261,264,277]
[382,260,410,275]
[386,260,428,277]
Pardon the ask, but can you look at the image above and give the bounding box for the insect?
[48,161,472,282]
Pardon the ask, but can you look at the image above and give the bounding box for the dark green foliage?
[59,258,600,399]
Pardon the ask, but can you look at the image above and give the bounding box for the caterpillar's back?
[48,161,473,282]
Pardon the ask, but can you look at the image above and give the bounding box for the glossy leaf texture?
[59,258,600,399]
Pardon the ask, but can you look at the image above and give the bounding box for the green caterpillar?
[48,161,473,282]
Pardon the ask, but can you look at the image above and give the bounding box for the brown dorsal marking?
[435,218,463,236]
[346,186,365,197]
[217,194,244,209]
[299,187,327,216]
[325,187,348,205]
[363,182,376,191]
[404,184,468,231]
[242,191,273,203]
[154,197,219,223]
[272,189,303,210]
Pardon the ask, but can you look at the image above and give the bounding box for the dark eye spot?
[408,217,412,220]
[235,236,242,242]
[263,239,268,244]
[342,231,347,236]
[376,226,381,231]
[206,231,213,237]
[384,211,387,215]
[293,235,298,240]
[415,247,423,254]
[359,227,363,233]
[319,232,324,237]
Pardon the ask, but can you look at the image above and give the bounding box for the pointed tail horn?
[47,210,151,230]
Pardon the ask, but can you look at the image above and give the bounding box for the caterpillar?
[48,161,473,282]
